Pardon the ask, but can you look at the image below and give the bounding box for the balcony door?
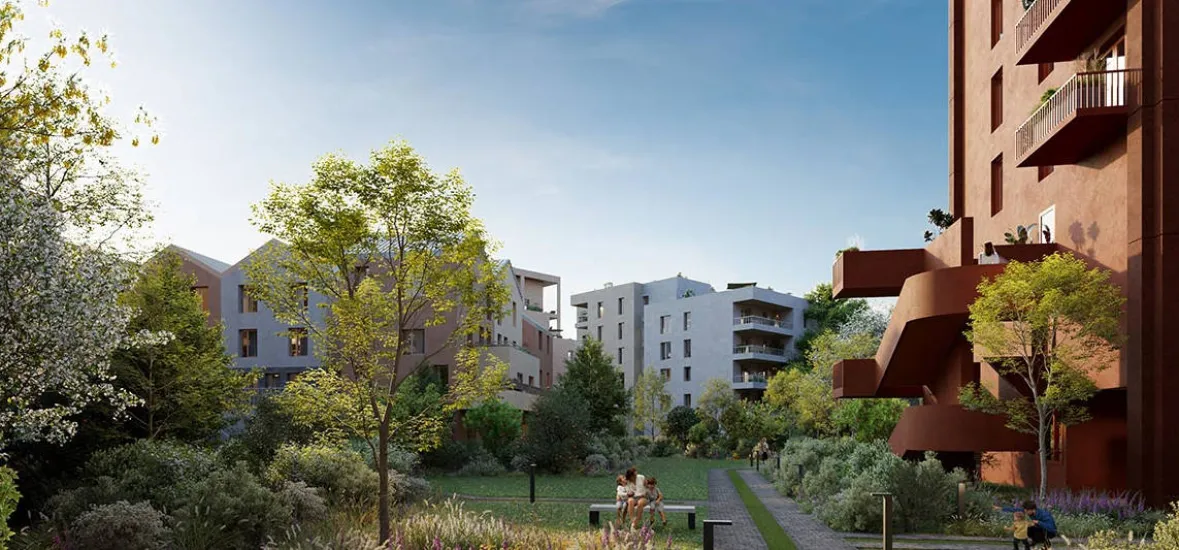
[1104,38,1126,107]
[1039,205,1056,245]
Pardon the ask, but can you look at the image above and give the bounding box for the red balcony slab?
[833,359,878,398]
[889,405,1037,456]
[832,248,926,299]
[1015,0,1128,66]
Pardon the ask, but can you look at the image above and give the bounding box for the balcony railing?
[733,316,793,330]
[1015,0,1062,54]
[733,345,787,357]
[733,373,769,384]
[1016,69,1142,161]
[576,314,589,323]
[526,303,544,312]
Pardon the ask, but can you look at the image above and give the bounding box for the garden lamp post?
[872,492,894,550]
[530,463,537,503]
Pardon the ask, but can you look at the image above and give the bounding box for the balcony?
[733,345,790,363]
[575,313,589,328]
[733,373,769,391]
[733,316,793,334]
[833,248,926,299]
[1016,69,1142,168]
[888,405,1036,456]
[1015,0,1128,66]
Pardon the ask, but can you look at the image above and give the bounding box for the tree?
[463,400,522,460]
[632,369,671,437]
[113,251,253,441]
[795,283,870,362]
[923,208,955,242]
[831,399,906,442]
[959,253,1124,499]
[245,141,509,542]
[697,378,737,425]
[662,406,698,447]
[523,386,591,473]
[559,338,629,435]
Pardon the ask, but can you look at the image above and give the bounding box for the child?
[1005,511,1032,550]
[645,477,667,527]
[614,475,630,526]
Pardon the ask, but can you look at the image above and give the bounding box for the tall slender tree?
[559,338,629,435]
[632,369,671,437]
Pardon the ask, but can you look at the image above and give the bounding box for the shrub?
[265,444,378,505]
[349,440,420,475]
[388,500,563,548]
[177,463,292,550]
[1155,502,1179,550]
[509,454,533,473]
[456,447,507,477]
[419,439,478,473]
[277,481,328,523]
[0,466,18,548]
[463,400,523,462]
[663,406,699,446]
[523,387,591,473]
[389,472,430,505]
[583,454,610,476]
[650,438,679,458]
[69,501,169,550]
[80,440,217,512]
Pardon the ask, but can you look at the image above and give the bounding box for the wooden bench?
[588,503,697,530]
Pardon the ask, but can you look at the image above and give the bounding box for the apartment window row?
[238,283,308,313]
[238,327,310,358]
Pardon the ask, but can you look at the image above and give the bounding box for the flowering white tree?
[0,184,137,448]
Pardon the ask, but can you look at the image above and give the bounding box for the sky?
[31,0,946,328]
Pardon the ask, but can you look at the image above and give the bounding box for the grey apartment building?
[571,276,806,404]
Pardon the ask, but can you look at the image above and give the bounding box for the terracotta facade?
[834,0,1179,506]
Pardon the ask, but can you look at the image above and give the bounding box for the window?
[597,325,603,341]
[240,329,258,358]
[660,368,671,380]
[192,286,210,313]
[683,366,691,382]
[597,301,604,318]
[529,375,535,387]
[512,302,517,327]
[517,372,524,384]
[990,0,1003,46]
[642,295,649,306]
[617,347,624,365]
[660,315,670,334]
[402,329,425,354]
[1038,62,1054,83]
[683,311,692,330]
[293,283,308,311]
[288,328,308,357]
[1038,165,1054,181]
[683,393,692,407]
[683,339,692,358]
[991,155,1004,216]
[660,341,672,360]
[618,297,624,315]
[991,69,1003,131]
[239,285,258,313]
[538,329,544,350]
[618,322,624,340]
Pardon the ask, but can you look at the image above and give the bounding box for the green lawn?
[728,470,798,550]
[455,500,706,549]
[428,457,740,501]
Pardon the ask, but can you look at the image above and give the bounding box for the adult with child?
[996,501,1057,549]
[624,467,648,529]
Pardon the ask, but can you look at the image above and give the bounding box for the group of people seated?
[614,467,666,529]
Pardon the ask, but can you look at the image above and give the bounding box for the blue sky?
[38,0,945,326]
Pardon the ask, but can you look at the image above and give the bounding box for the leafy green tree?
[463,400,522,459]
[559,338,628,435]
[245,141,509,542]
[523,387,591,473]
[632,369,671,437]
[795,283,869,361]
[959,253,1124,499]
[662,406,698,446]
[697,378,737,425]
[923,208,955,242]
[114,251,253,441]
[0,466,16,547]
[832,399,907,442]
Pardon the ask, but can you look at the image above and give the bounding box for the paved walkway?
[737,470,858,550]
[447,493,709,506]
[707,469,768,550]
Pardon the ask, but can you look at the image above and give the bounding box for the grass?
[728,470,798,550]
[457,500,706,549]
[428,456,740,501]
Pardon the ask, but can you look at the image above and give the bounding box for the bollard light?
[872,492,894,550]
[958,482,966,517]
[529,463,537,503]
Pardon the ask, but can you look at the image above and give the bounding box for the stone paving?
[707,469,768,550]
[737,470,858,550]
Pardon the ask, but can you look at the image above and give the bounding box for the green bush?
[1156,502,1179,549]
[420,439,478,473]
[69,501,169,550]
[265,444,378,505]
[82,440,217,511]
[0,466,19,549]
[222,397,318,471]
[455,450,506,477]
[276,481,327,524]
[650,437,680,457]
[582,454,610,476]
[463,400,523,462]
[389,471,430,505]
[177,463,292,550]
[523,387,591,473]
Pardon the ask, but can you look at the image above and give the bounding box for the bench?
[588,503,697,530]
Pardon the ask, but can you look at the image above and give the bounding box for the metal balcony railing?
[576,314,589,323]
[1016,69,1142,160]
[526,303,544,312]
[733,345,786,357]
[1016,0,1062,54]
[733,316,793,330]
[733,374,769,384]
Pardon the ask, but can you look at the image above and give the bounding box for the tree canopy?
[632,369,671,437]
[558,338,629,435]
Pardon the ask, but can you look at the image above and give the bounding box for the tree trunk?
[378,421,391,544]
[1037,424,1049,501]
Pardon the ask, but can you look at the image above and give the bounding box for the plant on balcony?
[682,289,696,298]
[1004,224,1037,245]
[1032,88,1058,114]
[1021,0,1034,10]
[959,253,1125,500]
[923,208,955,242]
[835,246,859,258]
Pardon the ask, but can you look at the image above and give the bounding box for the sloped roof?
[169,245,231,274]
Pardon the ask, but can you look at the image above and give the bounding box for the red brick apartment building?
[831,0,1178,506]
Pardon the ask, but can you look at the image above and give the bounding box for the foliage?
[276,481,328,524]
[831,399,907,443]
[265,444,379,506]
[632,369,672,437]
[582,454,610,476]
[221,396,319,472]
[662,407,698,448]
[0,184,136,448]
[68,501,169,550]
[114,251,252,441]
[419,440,479,473]
[795,283,870,360]
[456,449,507,477]
[697,378,737,425]
[0,466,17,548]
[835,246,859,258]
[462,400,522,462]
[924,208,955,242]
[1004,225,1035,244]
[522,387,591,473]
[961,253,1125,498]
[559,338,629,435]
[175,463,292,550]
[387,500,564,549]
[1156,502,1179,549]
[246,140,510,542]
[585,434,651,471]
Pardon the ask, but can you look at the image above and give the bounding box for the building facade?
[832,0,1179,506]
